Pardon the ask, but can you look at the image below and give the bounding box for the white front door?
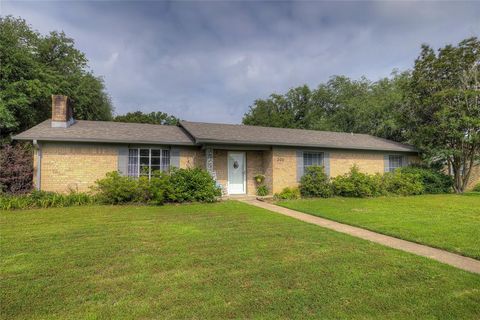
[228,152,246,194]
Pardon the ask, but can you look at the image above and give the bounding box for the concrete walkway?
[240,199,480,274]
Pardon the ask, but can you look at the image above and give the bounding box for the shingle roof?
[13,119,417,152]
[13,120,195,145]
[180,121,417,152]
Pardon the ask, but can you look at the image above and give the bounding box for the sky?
[2,1,480,123]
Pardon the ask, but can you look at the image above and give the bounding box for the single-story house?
[14,95,425,195]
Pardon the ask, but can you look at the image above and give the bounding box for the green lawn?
[1,201,479,319]
[279,194,480,259]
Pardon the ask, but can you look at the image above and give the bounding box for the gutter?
[33,140,41,191]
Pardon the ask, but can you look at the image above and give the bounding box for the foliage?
[0,143,33,194]
[0,190,96,210]
[400,37,480,193]
[243,73,409,142]
[0,16,112,142]
[471,183,480,192]
[165,167,221,203]
[256,185,269,197]
[114,111,179,125]
[383,171,425,196]
[274,187,301,200]
[93,168,221,205]
[331,166,385,198]
[399,165,453,194]
[299,165,333,198]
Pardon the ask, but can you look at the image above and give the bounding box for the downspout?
[33,140,42,191]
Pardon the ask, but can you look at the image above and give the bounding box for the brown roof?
[13,120,195,145]
[180,121,417,152]
[13,119,417,152]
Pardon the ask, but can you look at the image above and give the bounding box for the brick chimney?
[51,95,74,128]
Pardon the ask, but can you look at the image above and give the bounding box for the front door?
[228,152,246,194]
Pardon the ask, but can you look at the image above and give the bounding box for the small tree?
[401,37,480,193]
[0,143,33,194]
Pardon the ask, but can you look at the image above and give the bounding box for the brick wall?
[271,148,298,194]
[329,150,385,176]
[467,165,480,190]
[38,142,118,193]
[179,147,205,169]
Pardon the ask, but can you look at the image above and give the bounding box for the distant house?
[15,95,424,195]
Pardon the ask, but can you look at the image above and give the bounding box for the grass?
[278,194,480,259]
[1,201,479,319]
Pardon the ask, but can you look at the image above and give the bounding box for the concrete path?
[240,199,480,274]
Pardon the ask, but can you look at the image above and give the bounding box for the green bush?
[332,166,384,198]
[299,166,333,198]
[165,168,221,203]
[473,183,480,192]
[274,187,301,200]
[93,171,148,204]
[0,190,97,210]
[256,185,269,196]
[399,165,453,194]
[383,171,425,196]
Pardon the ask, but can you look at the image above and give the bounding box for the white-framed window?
[303,151,324,172]
[127,148,170,178]
[388,155,404,172]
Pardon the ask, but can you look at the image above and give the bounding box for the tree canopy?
[400,37,480,192]
[0,16,113,142]
[114,111,179,125]
[242,73,409,142]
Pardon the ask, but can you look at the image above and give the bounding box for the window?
[388,155,404,172]
[303,152,324,172]
[127,148,170,178]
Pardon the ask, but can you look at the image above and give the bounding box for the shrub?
[299,166,333,198]
[473,183,480,192]
[93,171,146,204]
[332,166,384,198]
[383,171,425,196]
[165,167,221,203]
[399,165,453,194]
[0,143,33,194]
[0,190,97,210]
[274,187,301,200]
[256,185,269,196]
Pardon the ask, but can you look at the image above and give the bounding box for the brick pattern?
[39,142,118,193]
[329,150,385,176]
[246,151,264,195]
[179,147,205,169]
[467,165,480,190]
[271,148,298,194]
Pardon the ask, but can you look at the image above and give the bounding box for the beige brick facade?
[467,165,480,190]
[35,142,422,196]
[37,142,118,193]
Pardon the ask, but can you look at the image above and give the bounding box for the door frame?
[227,151,246,195]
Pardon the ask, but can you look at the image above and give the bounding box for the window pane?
[162,149,170,171]
[389,155,403,172]
[128,149,139,177]
[140,156,149,166]
[151,157,160,166]
[140,149,149,157]
[151,149,161,157]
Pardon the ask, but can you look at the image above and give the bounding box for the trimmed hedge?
[274,187,301,200]
[299,166,333,198]
[332,166,385,198]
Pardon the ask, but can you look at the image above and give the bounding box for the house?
[14,95,422,195]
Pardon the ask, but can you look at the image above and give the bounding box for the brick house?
[14,95,426,195]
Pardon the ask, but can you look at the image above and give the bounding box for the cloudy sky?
[2,1,480,123]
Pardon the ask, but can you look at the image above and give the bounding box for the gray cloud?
[2,1,480,123]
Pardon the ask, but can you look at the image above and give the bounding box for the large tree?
[242,73,408,142]
[400,38,480,193]
[114,111,179,125]
[0,16,113,142]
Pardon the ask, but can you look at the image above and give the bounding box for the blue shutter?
[296,150,304,182]
[118,146,129,176]
[384,155,390,173]
[324,152,330,177]
[170,148,180,168]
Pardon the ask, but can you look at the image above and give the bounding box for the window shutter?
[296,150,304,182]
[384,155,390,173]
[324,152,330,177]
[118,146,129,176]
[170,148,180,168]
[402,155,408,167]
